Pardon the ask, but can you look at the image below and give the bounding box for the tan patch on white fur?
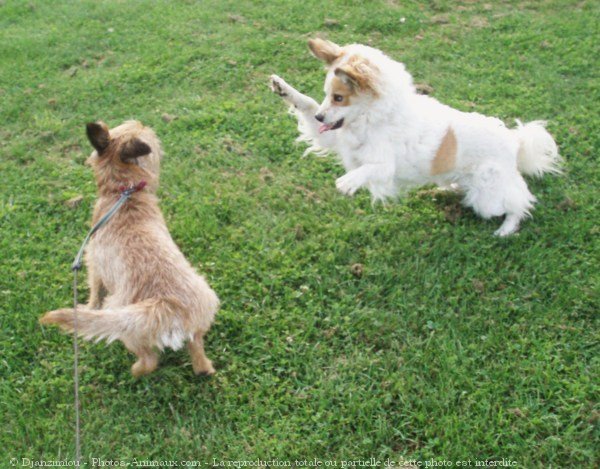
[335,55,379,96]
[431,127,457,175]
[330,76,356,107]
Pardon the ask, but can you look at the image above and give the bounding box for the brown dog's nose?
[315,113,325,122]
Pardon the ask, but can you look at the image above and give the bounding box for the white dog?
[270,39,561,236]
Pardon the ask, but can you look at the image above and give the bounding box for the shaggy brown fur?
[40,120,219,377]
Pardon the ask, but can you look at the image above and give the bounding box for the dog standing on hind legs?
[41,120,219,377]
[270,38,562,236]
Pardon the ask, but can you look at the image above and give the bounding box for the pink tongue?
[319,123,332,134]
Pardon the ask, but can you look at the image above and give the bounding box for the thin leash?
[70,180,146,463]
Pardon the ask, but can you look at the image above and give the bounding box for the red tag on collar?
[118,180,147,193]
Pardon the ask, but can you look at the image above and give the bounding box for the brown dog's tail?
[40,299,190,350]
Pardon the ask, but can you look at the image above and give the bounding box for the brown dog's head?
[85,120,162,193]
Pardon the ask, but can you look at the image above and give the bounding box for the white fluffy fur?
[270,41,562,236]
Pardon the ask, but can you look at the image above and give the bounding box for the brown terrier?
[41,120,219,377]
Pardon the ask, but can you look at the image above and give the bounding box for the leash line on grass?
[69,181,146,463]
[73,269,81,464]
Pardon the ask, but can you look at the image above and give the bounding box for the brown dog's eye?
[333,94,344,102]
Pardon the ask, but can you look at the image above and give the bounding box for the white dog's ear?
[86,121,111,154]
[334,57,379,94]
[308,38,342,64]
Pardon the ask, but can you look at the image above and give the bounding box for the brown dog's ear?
[308,38,342,64]
[86,121,111,153]
[334,57,379,94]
[120,138,151,163]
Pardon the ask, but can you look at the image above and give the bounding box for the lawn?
[0,0,598,466]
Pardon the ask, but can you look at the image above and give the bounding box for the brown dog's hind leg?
[123,342,159,377]
[188,331,215,375]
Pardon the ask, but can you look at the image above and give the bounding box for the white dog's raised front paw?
[336,171,364,196]
[269,74,291,97]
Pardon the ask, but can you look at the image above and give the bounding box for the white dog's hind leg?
[436,182,461,192]
[494,213,522,237]
[463,164,535,236]
[494,172,536,236]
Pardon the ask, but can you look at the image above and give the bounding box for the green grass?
[1,0,598,466]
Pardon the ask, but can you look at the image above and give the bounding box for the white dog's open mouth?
[319,118,344,134]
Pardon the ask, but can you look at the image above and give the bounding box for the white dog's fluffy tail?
[514,120,562,177]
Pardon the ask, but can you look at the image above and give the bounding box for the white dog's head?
[308,38,381,134]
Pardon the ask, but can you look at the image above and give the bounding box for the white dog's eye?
[333,94,344,102]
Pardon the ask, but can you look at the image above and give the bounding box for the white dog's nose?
[315,113,325,122]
